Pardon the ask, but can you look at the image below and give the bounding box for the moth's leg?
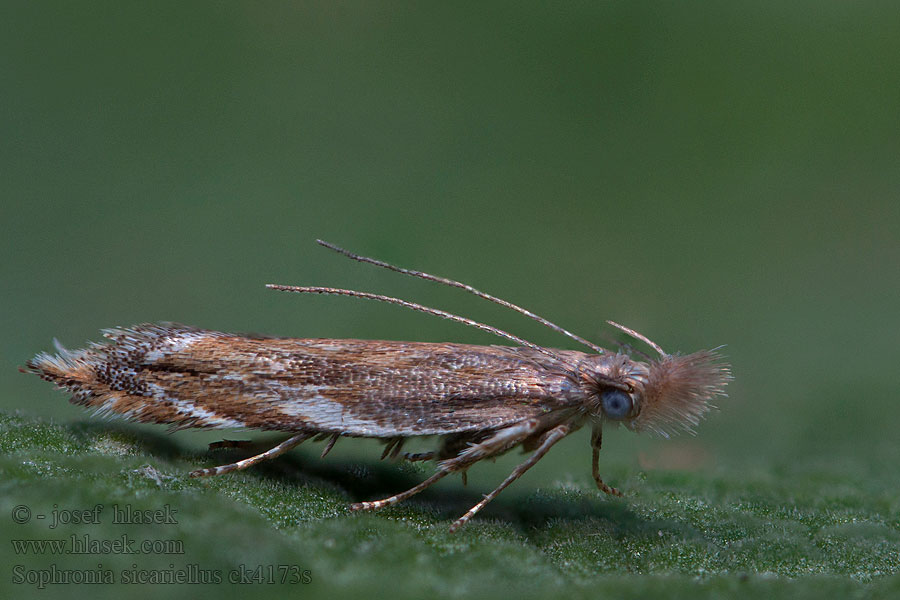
[189,432,314,477]
[208,439,252,451]
[449,422,573,532]
[350,469,451,511]
[401,451,435,462]
[352,419,544,513]
[591,423,622,497]
[320,433,340,458]
[388,438,407,459]
[451,418,543,464]
[380,437,406,460]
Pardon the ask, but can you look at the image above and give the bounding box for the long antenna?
[316,239,606,355]
[266,284,570,364]
[606,320,666,357]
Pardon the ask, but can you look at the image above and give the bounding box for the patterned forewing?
[74,325,584,435]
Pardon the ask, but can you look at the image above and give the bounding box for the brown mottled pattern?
[27,324,590,436]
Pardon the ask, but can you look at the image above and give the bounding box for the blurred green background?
[2,2,898,599]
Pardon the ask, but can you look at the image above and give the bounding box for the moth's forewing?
[27,324,589,436]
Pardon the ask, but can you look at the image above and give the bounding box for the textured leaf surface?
[2,412,896,600]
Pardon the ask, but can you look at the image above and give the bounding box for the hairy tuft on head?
[633,350,731,437]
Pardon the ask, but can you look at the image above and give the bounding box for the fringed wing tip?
[26,332,119,384]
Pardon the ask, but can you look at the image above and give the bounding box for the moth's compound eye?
[601,389,633,420]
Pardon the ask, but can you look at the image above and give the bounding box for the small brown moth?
[24,241,729,531]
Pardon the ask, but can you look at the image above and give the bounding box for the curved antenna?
[266,284,571,364]
[606,320,666,357]
[316,239,606,354]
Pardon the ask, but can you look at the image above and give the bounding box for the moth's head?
[586,350,730,436]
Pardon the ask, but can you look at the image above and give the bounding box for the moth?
[25,240,729,531]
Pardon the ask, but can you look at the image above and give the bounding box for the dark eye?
[601,389,633,420]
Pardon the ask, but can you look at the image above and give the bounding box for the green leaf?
[1,412,897,600]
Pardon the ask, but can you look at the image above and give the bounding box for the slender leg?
[448,423,572,532]
[350,469,451,511]
[189,432,313,477]
[320,433,340,458]
[351,418,546,518]
[388,438,406,459]
[401,451,435,462]
[380,437,409,460]
[208,439,252,450]
[591,424,622,497]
